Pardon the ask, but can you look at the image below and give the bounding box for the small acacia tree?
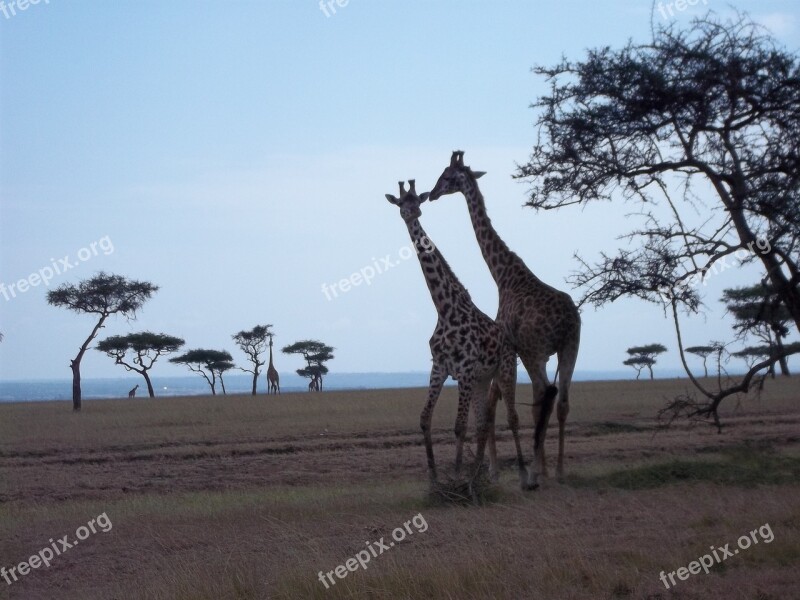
[685,346,716,378]
[282,340,334,391]
[722,285,793,376]
[623,356,655,380]
[96,332,184,397]
[170,349,234,396]
[47,272,158,411]
[624,344,667,380]
[232,324,273,395]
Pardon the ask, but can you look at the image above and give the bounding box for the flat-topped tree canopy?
[47,272,159,411]
[96,332,185,398]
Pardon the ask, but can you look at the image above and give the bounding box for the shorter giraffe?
[128,384,139,398]
[267,336,280,394]
[385,180,528,488]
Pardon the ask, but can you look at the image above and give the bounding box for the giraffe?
[267,336,280,394]
[128,384,139,398]
[308,374,320,392]
[430,151,581,484]
[385,179,528,488]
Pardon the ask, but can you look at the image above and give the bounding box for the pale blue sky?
[1,0,798,380]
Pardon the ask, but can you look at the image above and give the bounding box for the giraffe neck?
[405,218,471,314]
[268,342,274,369]
[461,176,537,288]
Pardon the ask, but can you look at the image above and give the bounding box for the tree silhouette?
[170,349,234,395]
[232,324,273,395]
[685,346,716,378]
[722,285,795,376]
[47,272,158,411]
[96,332,184,397]
[623,356,655,380]
[624,344,667,380]
[515,14,800,425]
[282,340,334,391]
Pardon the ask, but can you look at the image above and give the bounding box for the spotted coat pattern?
[430,152,581,483]
[385,181,526,485]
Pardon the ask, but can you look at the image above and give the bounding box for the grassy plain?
[1,377,799,599]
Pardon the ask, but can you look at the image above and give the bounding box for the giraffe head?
[385,179,430,223]
[429,150,485,200]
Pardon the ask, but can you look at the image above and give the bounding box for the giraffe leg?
[468,378,493,483]
[420,364,447,485]
[487,380,500,482]
[556,336,579,481]
[454,380,472,478]
[522,357,552,487]
[497,349,530,489]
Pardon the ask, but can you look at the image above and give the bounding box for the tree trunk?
[775,334,791,376]
[251,370,258,395]
[648,365,654,380]
[69,313,108,411]
[70,360,82,411]
[142,371,155,397]
[220,376,227,395]
[702,359,708,378]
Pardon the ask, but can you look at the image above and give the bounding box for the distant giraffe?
[308,374,320,392]
[430,151,581,484]
[267,336,280,394]
[385,179,527,488]
[128,384,139,398]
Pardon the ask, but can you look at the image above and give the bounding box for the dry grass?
[1,377,799,599]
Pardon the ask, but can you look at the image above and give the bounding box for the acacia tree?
[685,346,716,378]
[96,332,184,397]
[733,342,800,377]
[623,356,654,380]
[282,340,334,391]
[212,359,236,395]
[232,324,273,395]
[722,284,793,376]
[515,14,800,426]
[47,272,158,411]
[624,344,667,380]
[170,349,234,395]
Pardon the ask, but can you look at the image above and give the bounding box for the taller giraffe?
[430,151,581,483]
[385,179,528,488]
[267,336,280,394]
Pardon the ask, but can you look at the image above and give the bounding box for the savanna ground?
[1,377,799,600]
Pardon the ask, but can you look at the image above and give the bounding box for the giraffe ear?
[385,194,399,204]
[472,171,486,179]
[419,192,430,202]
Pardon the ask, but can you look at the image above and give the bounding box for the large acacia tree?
[47,272,158,410]
[96,332,184,397]
[516,14,800,425]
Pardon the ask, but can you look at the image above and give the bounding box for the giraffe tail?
[534,385,558,445]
